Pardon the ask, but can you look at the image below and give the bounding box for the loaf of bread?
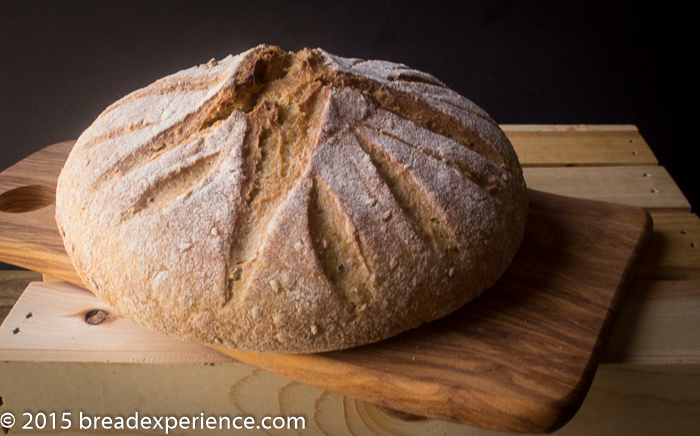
[55,45,528,353]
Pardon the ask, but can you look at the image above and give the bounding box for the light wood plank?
[3,278,698,368]
[604,280,700,365]
[0,280,233,364]
[523,166,690,211]
[0,361,697,435]
[641,212,700,280]
[502,124,657,166]
[551,364,700,436]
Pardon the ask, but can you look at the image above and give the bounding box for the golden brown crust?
[55,45,528,353]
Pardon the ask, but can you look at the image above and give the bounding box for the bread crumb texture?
[55,45,528,353]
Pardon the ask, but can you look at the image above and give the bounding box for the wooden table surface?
[1,125,698,435]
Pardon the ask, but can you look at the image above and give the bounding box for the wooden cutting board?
[0,142,652,434]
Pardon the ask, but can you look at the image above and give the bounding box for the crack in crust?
[56,44,528,353]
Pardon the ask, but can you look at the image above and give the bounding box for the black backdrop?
[0,0,694,270]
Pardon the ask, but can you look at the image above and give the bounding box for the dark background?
[0,0,694,268]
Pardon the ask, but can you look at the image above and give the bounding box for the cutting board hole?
[0,185,56,213]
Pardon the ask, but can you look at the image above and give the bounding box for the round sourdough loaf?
[55,45,528,353]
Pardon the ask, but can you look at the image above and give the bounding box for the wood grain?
[0,141,82,286]
[523,166,690,212]
[4,279,698,367]
[641,212,700,279]
[0,280,233,364]
[0,140,73,191]
[1,360,698,435]
[605,279,700,364]
[502,125,657,167]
